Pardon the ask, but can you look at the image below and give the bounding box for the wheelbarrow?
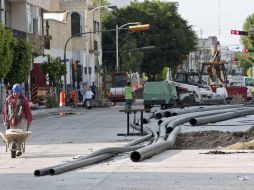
[0,129,32,158]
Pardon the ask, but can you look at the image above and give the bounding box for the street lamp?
[88,4,117,14]
[116,22,140,72]
[116,23,151,72]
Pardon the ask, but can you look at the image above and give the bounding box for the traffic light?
[128,24,150,32]
[242,48,254,53]
[231,30,248,36]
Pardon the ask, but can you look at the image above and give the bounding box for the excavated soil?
[174,126,254,150]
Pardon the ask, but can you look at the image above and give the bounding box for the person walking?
[90,82,96,99]
[3,83,32,156]
[124,82,135,110]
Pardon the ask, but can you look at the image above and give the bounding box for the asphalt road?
[0,105,254,190]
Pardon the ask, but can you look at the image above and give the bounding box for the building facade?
[34,0,102,91]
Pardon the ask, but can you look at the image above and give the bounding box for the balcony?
[7,0,26,2]
[11,28,26,40]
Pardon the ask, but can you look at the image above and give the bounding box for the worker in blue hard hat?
[3,83,32,156]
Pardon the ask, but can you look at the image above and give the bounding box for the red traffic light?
[231,30,248,36]
[242,48,254,53]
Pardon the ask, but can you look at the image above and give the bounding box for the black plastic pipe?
[190,108,254,126]
[49,153,114,175]
[130,126,181,162]
[171,104,243,116]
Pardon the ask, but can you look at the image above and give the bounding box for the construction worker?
[124,81,135,110]
[3,83,32,156]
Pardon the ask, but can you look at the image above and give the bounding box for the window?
[94,40,98,51]
[36,7,42,35]
[93,21,99,33]
[71,12,80,35]
[27,4,33,33]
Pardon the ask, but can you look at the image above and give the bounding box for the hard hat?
[12,83,22,93]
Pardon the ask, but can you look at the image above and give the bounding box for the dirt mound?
[174,126,254,150]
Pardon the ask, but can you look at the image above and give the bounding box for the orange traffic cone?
[59,91,65,106]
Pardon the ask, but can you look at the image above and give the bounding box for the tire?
[181,95,196,105]
[144,105,151,112]
[161,105,167,110]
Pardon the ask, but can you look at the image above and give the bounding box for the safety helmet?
[12,83,22,93]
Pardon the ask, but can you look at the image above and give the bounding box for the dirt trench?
[174,126,254,150]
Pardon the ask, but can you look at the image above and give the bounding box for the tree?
[102,0,197,81]
[41,56,66,106]
[240,14,254,76]
[241,14,254,48]
[0,22,14,79]
[41,55,66,87]
[5,39,32,84]
[120,38,144,72]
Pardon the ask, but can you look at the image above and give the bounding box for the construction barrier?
[59,91,65,106]
[32,83,38,104]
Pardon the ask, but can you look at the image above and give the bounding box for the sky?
[109,0,254,49]
[177,0,254,49]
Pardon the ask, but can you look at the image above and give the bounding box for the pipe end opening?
[34,170,40,176]
[158,120,163,125]
[155,113,162,119]
[166,127,173,134]
[189,118,197,126]
[130,151,141,162]
[143,119,148,124]
[164,111,171,117]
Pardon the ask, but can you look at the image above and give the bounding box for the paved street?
[0,105,254,190]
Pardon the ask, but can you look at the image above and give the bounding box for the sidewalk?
[0,104,74,122]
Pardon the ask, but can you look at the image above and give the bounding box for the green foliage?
[102,0,197,81]
[41,55,66,87]
[0,22,14,79]
[235,53,253,75]
[241,14,254,48]
[5,39,32,84]
[120,38,144,72]
[239,14,254,76]
[45,94,58,108]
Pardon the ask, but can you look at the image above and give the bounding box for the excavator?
[198,50,248,102]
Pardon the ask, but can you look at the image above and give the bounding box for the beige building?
[3,0,103,94]
[35,0,103,90]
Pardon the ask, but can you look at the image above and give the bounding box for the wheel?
[144,105,151,112]
[161,105,167,110]
[181,95,196,105]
